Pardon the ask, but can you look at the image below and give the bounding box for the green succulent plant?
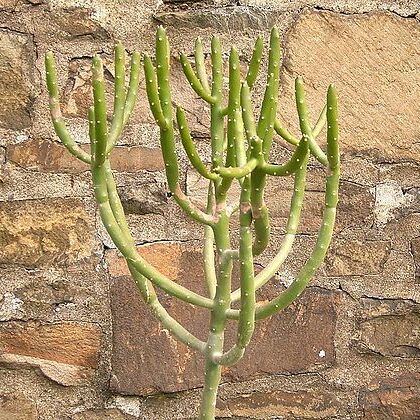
[45,26,340,419]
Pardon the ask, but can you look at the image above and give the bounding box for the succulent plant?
[45,26,339,419]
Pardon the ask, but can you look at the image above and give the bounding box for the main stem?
[199,210,231,419]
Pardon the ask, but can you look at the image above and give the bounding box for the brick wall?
[0,1,419,419]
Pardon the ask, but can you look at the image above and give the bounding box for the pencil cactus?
[45,26,340,420]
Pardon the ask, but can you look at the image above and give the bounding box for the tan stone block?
[0,0,19,10]
[0,29,37,130]
[360,374,420,419]
[0,165,91,201]
[7,138,164,174]
[279,12,420,162]
[217,388,342,419]
[0,258,109,323]
[0,198,95,267]
[326,239,391,276]
[155,4,279,31]
[0,393,37,420]
[353,298,419,358]
[0,321,101,386]
[106,242,191,280]
[72,409,134,420]
[411,237,420,282]
[380,163,420,189]
[108,241,339,395]
[50,7,108,39]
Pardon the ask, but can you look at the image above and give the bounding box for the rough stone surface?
[0,393,37,420]
[0,0,20,11]
[0,258,109,323]
[7,138,164,173]
[353,298,420,358]
[0,321,101,386]
[411,236,420,282]
[0,29,37,130]
[360,374,420,419]
[50,7,109,39]
[243,0,419,16]
[280,12,420,162]
[0,198,95,267]
[155,4,280,31]
[326,239,391,276]
[108,242,339,395]
[217,387,342,419]
[72,408,135,420]
[0,1,420,419]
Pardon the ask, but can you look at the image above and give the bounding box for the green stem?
[45,52,91,164]
[107,42,126,153]
[176,106,218,181]
[215,175,255,366]
[245,36,263,90]
[274,103,327,165]
[230,153,308,303]
[181,52,215,104]
[199,212,232,419]
[194,37,210,92]
[204,182,217,299]
[89,106,206,353]
[262,134,308,176]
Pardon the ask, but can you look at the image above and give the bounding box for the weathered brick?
[0,321,101,386]
[339,247,419,302]
[0,165,90,201]
[7,138,164,173]
[100,193,203,245]
[380,163,420,189]
[353,298,420,358]
[373,182,420,228]
[279,12,420,162]
[107,242,339,395]
[410,237,420,283]
[155,4,278,31]
[50,7,108,39]
[0,258,109,323]
[243,0,418,16]
[0,0,19,10]
[0,291,24,321]
[0,393,37,420]
[360,374,420,419]
[0,198,95,267]
[0,29,37,130]
[217,388,342,419]
[72,409,135,420]
[326,239,391,276]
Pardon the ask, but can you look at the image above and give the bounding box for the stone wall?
[0,0,419,419]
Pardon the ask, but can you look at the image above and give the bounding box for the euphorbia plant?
[45,26,339,419]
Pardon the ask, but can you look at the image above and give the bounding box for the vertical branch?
[245,36,263,90]
[108,41,126,150]
[144,27,215,226]
[122,51,141,127]
[204,182,217,299]
[92,55,108,166]
[213,175,255,366]
[254,84,340,320]
[45,52,91,164]
[217,46,242,201]
[210,35,224,178]
[249,27,281,256]
[199,213,232,420]
[230,152,309,303]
